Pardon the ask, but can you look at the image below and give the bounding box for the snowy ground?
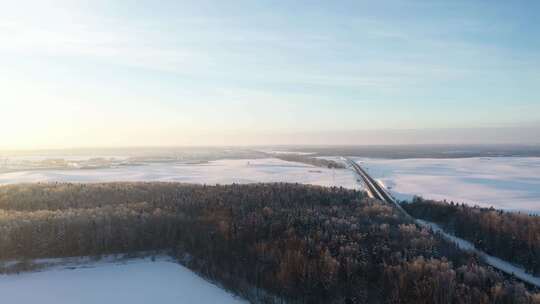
[354,157,540,212]
[0,256,246,304]
[0,158,360,190]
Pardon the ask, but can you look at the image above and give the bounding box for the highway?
[344,157,540,288]
[344,157,411,218]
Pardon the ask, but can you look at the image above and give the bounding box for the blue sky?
[1,0,539,148]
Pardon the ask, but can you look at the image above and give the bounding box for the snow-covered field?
[0,257,246,304]
[0,158,360,190]
[354,157,540,212]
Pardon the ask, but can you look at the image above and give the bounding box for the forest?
[270,154,346,169]
[403,197,540,276]
[0,182,539,303]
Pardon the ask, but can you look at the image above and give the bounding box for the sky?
[1,0,539,149]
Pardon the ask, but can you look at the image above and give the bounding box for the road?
[344,157,411,218]
[344,157,540,288]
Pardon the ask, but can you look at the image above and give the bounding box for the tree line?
[403,197,540,276]
[0,182,538,303]
[270,154,346,169]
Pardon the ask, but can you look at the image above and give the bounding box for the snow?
[416,219,540,288]
[416,219,478,252]
[2,155,129,162]
[354,157,540,212]
[266,151,316,155]
[0,158,359,190]
[0,256,247,304]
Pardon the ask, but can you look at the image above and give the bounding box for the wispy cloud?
[0,0,538,148]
